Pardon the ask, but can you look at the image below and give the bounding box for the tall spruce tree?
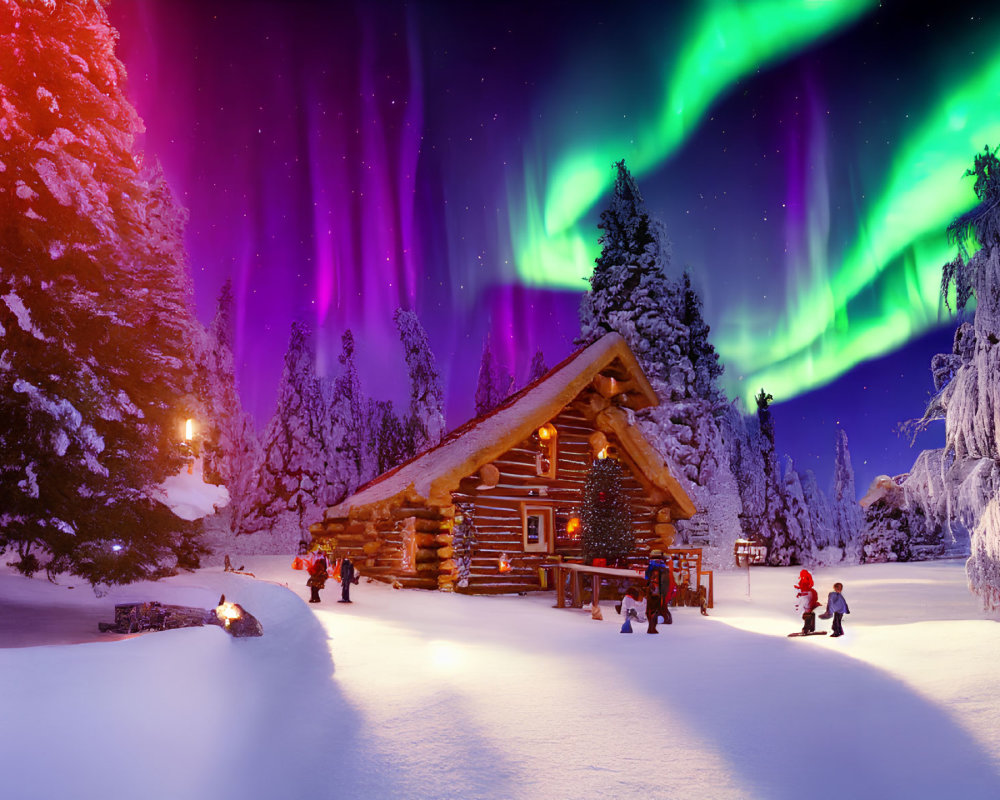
[366,398,408,478]
[245,322,329,544]
[393,308,445,454]
[326,330,367,500]
[580,458,634,564]
[755,389,796,565]
[832,429,864,561]
[578,160,742,563]
[474,335,513,416]
[0,2,204,584]
[195,280,260,535]
[526,349,548,385]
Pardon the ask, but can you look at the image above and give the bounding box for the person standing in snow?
[794,569,821,633]
[339,557,356,603]
[644,559,675,633]
[819,582,850,637]
[307,553,328,603]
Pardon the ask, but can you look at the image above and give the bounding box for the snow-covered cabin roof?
[324,332,696,520]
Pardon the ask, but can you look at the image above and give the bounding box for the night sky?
[106,0,999,496]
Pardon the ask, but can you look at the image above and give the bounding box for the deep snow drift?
[1,558,997,800]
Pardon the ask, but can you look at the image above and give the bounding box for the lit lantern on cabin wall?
[498,553,512,573]
[535,423,557,478]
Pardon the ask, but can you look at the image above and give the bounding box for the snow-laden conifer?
[244,323,329,547]
[832,430,865,562]
[195,280,260,535]
[578,160,740,562]
[393,308,445,454]
[474,335,513,416]
[900,147,1000,607]
[526,349,548,386]
[0,2,204,584]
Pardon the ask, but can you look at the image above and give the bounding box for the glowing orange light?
[184,418,195,441]
[498,555,512,573]
[597,447,608,460]
[566,517,581,538]
[216,601,242,628]
[538,423,556,441]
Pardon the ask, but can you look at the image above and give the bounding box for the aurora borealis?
[108,0,1000,493]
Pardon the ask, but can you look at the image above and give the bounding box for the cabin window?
[521,504,553,553]
[535,423,558,479]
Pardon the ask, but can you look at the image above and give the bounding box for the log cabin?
[308,332,698,593]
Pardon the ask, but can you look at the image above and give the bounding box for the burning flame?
[566,516,581,538]
[216,601,242,628]
[498,554,512,573]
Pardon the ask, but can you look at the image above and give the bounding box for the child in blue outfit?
[819,582,850,637]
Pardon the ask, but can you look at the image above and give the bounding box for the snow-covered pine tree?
[782,456,815,563]
[393,308,445,454]
[678,272,726,409]
[902,145,1000,607]
[831,429,864,563]
[578,160,741,562]
[0,2,204,585]
[862,497,915,563]
[580,458,635,564]
[474,335,513,416]
[754,390,797,565]
[801,469,836,554]
[326,330,367,499]
[244,322,329,547]
[722,402,767,543]
[196,280,260,534]
[526,349,548,385]
[366,398,408,478]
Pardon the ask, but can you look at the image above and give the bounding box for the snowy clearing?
[1,558,998,799]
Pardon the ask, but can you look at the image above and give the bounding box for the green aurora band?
[509,0,1000,408]
[511,0,877,290]
[722,50,999,406]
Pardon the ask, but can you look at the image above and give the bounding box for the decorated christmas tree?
[581,458,634,564]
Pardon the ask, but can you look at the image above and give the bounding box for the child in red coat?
[794,569,821,633]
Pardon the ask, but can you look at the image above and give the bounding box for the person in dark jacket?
[644,559,675,633]
[307,554,328,603]
[338,557,356,603]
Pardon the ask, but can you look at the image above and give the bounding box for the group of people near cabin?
[616,560,851,638]
[303,550,359,605]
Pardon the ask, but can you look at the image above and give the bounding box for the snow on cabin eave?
[322,332,660,520]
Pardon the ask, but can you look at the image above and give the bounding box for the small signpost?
[733,539,767,598]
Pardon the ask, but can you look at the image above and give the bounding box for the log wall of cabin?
[311,496,455,591]
[451,405,662,592]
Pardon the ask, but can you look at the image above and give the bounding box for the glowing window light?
[566,517,581,538]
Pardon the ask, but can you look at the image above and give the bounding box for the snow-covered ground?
[1,558,998,800]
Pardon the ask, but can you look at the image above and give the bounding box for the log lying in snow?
[98,595,263,638]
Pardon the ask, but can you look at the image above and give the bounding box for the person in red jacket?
[307,554,328,603]
[794,569,821,633]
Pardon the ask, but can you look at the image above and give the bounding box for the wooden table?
[550,555,715,614]
[552,563,647,613]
